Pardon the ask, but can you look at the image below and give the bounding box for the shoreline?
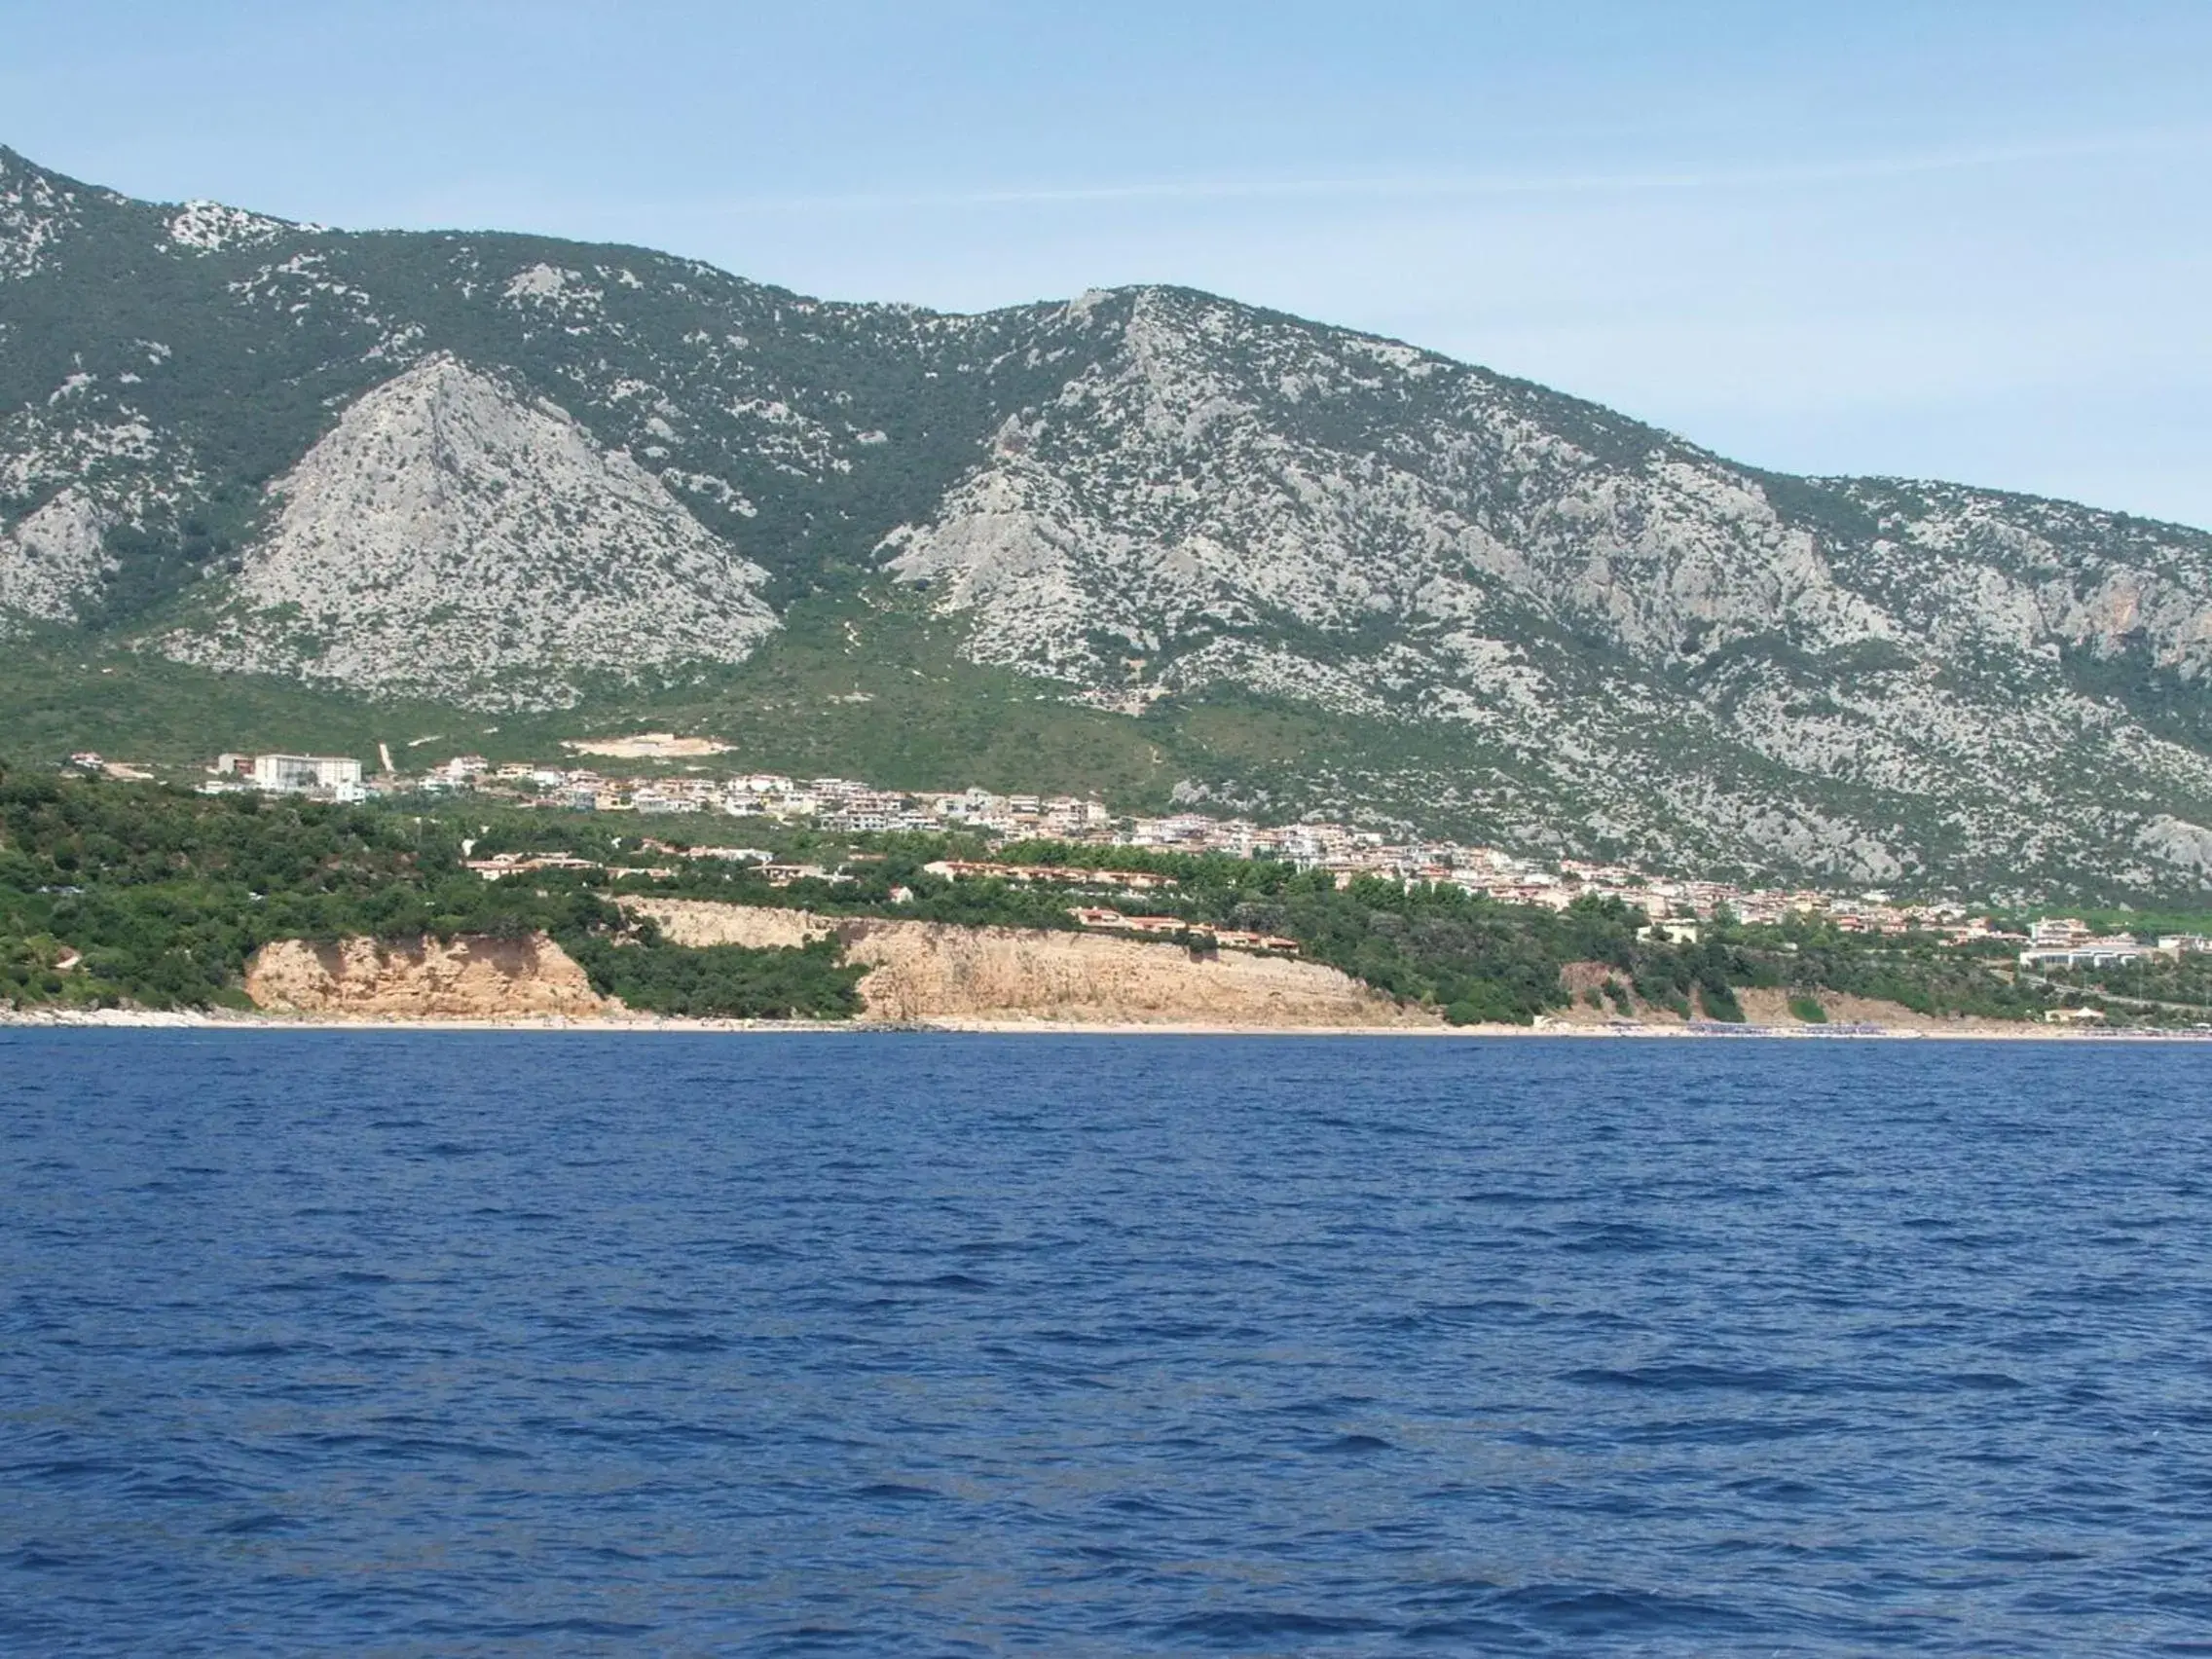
[4,1008,2208,1042]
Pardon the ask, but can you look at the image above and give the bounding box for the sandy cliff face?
[245,934,613,1019]
[630,899,1429,1027]
[848,922,1425,1026]
[635,903,837,950]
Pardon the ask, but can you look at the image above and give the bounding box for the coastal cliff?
[237,908,1424,1027]
[245,934,614,1019]
[231,909,2012,1032]
[628,900,1430,1027]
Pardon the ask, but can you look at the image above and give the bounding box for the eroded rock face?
[629,903,836,949]
[245,934,613,1019]
[886,290,1896,684]
[2139,815,2212,876]
[0,488,110,625]
[628,900,1428,1027]
[166,355,777,708]
[849,920,1422,1026]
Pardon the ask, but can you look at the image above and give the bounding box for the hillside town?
[61,739,2212,962]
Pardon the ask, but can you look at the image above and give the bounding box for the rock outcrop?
[882,287,2212,894]
[244,933,613,1019]
[630,899,1429,1027]
[166,355,777,708]
[0,487,110,625]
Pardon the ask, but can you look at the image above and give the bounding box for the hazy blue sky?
[6,1,2208,526]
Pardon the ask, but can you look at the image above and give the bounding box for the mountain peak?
[163,353,776,709]
[0,143,89,280]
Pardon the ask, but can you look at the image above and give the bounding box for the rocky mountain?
[4,142,2212,900]
[163,354,775,705]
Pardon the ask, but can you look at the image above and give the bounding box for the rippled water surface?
[5,1032,2212,1654]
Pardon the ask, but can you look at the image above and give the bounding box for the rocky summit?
[4,143,2211,899]
[163,353,776,706]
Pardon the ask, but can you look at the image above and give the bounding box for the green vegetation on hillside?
[0,762,858,1018]
[10,574,2212,909]
[2040,951,2212,1021]
[614,832,2135,1027]
[564,929,863,1021]
[10,767,2211,1027]
[0,633,517,775]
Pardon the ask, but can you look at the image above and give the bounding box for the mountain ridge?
[5,142,2211,901]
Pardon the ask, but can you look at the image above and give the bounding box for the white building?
[250,754,363,795]
[2019,940,2147,971]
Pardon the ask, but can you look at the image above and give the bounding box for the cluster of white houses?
[2016,915,2212,969]
[187,744,2212,951]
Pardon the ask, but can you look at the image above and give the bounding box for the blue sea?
[4,1032,2210,1655]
